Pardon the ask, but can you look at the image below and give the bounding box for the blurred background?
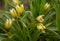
[0,0,29,10]
[0,0,4,9]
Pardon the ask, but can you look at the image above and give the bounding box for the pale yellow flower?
[10,8,17,18]
[16,4,24,15]
[37,23,46,33]
[44,3,50,10]
[5,19,12,30]
[36,15,44,22]
[13,0,20,5]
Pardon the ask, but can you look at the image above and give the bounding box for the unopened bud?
[5,19,12,30]
[44,3,50,10]
[10,8,17,18]
[16,4,24,15]
[13,0,20,5]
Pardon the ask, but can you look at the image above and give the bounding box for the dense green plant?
[0,0,60,41]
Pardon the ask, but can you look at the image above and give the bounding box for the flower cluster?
[10,0,24,19]
[5,0,24,30]
[36,2,50,33]
[36,15,46,33]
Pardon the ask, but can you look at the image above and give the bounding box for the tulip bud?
[16,4,24,15]
[44,3,50,10]
[36,15,44,22]
[13,0,20,5]
[10,8,17,18]
[5,19,12,30]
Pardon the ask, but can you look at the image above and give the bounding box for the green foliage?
[0,0,60,41]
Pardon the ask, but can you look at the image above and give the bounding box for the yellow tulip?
[13,0,20,5]
[37,23,46,33]
[10,8,17,18]
[36,15,44,22]
[44,3,50,10]
[5,19,12,30]
[16,4,24,15]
